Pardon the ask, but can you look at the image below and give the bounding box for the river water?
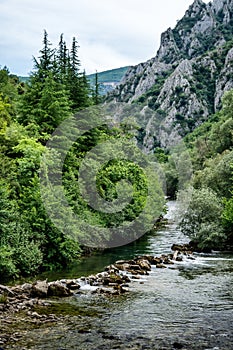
[13,202,233,350]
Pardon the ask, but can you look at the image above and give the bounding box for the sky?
[0,0,210,76]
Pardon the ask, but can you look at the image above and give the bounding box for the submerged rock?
[156,264,167,269]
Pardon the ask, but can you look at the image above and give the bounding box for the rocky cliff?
[107,0,233,149]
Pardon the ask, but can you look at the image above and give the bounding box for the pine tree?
[18,73,71,136]
[77,71,91,108]
[66,37,90,111]
[93,71,101,105]
[70,37,80,77]
[66,37,81,110]
[33,30,55,82]
[57,34,68,80]
[19,31,92,135]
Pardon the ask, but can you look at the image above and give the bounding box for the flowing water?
[12,202,233,349]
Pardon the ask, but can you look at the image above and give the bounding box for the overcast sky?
[0,0,210,76]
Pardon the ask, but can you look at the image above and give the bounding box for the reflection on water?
[12,202,233,350]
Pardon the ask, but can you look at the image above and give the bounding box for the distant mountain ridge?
[107,0,233,150]
[87,66,129,95]
[88,66,129,84]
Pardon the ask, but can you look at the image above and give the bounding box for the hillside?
[107,0,233,150]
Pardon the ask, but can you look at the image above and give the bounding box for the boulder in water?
[48,282,73,297]
[31,280,48,298]
[135,258,151,271]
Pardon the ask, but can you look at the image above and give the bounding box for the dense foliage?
[178,91,233,250]
[0,32,164,281]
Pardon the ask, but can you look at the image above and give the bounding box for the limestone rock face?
[215,47,233,109]
[107,0,233,150]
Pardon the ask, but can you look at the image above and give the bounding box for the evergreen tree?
[18,31,74,136]
[70,37,80,76]
[57,34,68,80]
[63,36,90,110]
[18,73,71,136]
[66,37,82,110]
[76,70,91,108]
[93,70,101,105]
[33,30,55,82]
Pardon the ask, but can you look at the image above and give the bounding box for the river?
[10,202,233,349]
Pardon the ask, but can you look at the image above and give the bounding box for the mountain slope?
[107,0,233,149]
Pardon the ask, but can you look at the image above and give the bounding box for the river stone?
[115,260,135,265]
[120,286,129,293]
[108,283,119,287]
[21,283,33,293]
[152,257,163,265]
[65,280,81,290]
[129,264,141,271]
[136,259,151,271]
[163,257,174,264]
[156,264,167,268]
[128,269,140,275]
[114,263,131,271]
[105,264,119,273]
[0,284,14,297]
[176,256,183,262]
[171,243,193,252]
[131,275,141,279]
[48,282,73,297]
[138,255,155,264]
[103,274,124,286]
[31,280,48,298]
[122,275,131,283]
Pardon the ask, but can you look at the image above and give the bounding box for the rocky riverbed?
[0,244,194,349]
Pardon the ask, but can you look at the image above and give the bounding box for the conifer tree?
[33,30,55,82]
[66,37,81,110]
[77,71,91,108]
[93,71,101,105]
[65,37,90,110]
[57,34,68,80]
[19,31,92,135]
[18,73,71,136]
[70,37,80,76]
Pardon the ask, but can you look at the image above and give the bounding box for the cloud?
[0,0,211,75]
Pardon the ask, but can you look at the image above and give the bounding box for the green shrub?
[14,241,43,276]
[179,187,224,249]
[0,245,18,280]
[196,223,226,250]
[222,197,233,246]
